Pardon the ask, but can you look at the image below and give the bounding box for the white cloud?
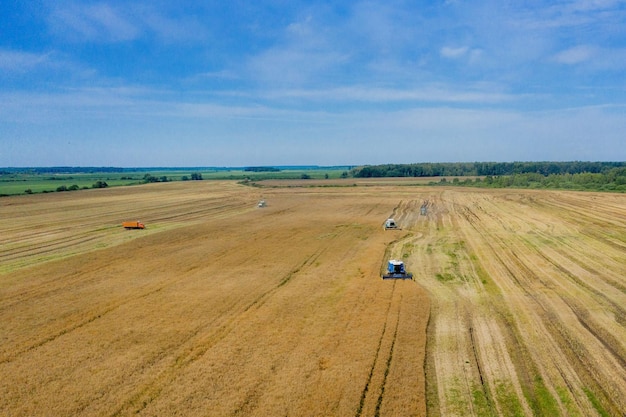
[0,50,50,71]
[551,44,626,71]
[249,48,349,86]
[47,2,209,43]
[2,86,625,166]
[348,1,410,52]
[3,0,626,166]
[554,45,596,64]
[49,3,139,42]
[262,85,514,104]
[440,46,469,59]
[245,11,351,86]
[568,0,626,12]
[133,6,211,43]
[187,70,240,82]
[439,46,483,66]
[286,15,314,38]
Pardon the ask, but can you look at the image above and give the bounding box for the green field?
[3,163,625,196]
[0,172,142,196]
[0,167,352,196]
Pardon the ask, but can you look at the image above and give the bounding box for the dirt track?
[1,181,625,416]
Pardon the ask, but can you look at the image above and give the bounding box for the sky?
[1,0,625,167]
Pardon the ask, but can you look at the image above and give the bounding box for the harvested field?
[1,181,625,416]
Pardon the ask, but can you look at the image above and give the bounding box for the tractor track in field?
[121,210,395,416]
[142,200,250,224]
[374,293,402,417]
[0,233,102,263]
[4,229,332,416]
[467,322,491,413]
[408,190,626,416]
[0,241,247,364]
[431,200,517,415]
[389,199,429,230]
[457,194,626,415]
[110,243,334,416]
[355,279,394,417]
[1,200,314,365]
[476,198,626,371]
[0,304,118,365]
[455,200,557,415]
[355,280,402,417]
[0,186,256,274]
[534,245,626,324]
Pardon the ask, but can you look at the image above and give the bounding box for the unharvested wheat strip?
[379,280,429,417]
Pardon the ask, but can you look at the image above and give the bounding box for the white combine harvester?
[384,218,398,229]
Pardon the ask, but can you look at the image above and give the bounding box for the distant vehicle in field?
[258,200,266,208]
[382,260,413,279]
[122,221,145,229]
[384,218,398,229]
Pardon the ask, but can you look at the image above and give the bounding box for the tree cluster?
[182,173,203,180]
[244,167,281,172]
[350,162,625,178]
[143,174,170,183]
[92,180,108,188]
[432,168,626,192]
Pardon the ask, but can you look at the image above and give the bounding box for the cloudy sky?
[1,0,625,167]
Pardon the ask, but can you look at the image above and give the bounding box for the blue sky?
[1,0,625,167]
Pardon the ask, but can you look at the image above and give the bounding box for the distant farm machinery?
[122,221,145,229]
[384,218,398,229]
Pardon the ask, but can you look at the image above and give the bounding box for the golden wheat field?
[1,180,625,416]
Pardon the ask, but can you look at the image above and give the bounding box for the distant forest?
[350,161,625,177]
[0,167,221,174]
[2,162,625,193]
[350,161,626,192]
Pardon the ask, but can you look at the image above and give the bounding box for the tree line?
[434,169,626,192]
[350,162,626,192]
[350,161,626,178]
[0,167,213,174]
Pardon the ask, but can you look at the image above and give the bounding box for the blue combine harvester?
[382,260,413,280]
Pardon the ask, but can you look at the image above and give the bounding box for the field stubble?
[396,189,626,417]
[1,181,624,416]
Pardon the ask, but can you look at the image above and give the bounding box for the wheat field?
[1,180,624,416]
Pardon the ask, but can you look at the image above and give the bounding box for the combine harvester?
[384,218,398,229]
[382,259,413,280]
